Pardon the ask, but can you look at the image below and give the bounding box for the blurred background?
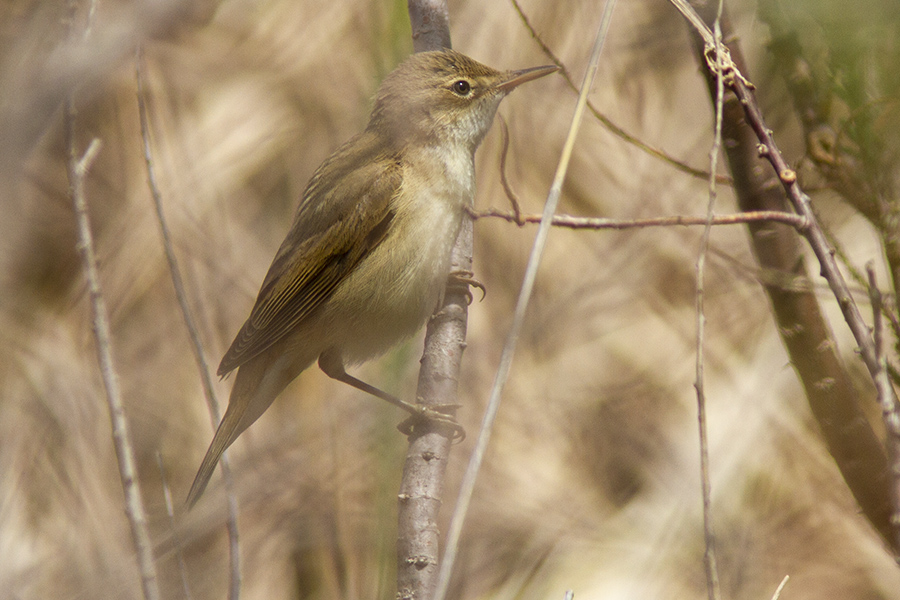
[2,0,900,598]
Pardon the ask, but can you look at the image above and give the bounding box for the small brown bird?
[186,49,557,506]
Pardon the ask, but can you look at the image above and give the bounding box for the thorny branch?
[679,0,899,552]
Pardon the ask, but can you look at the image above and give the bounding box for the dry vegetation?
[2,0,900,599]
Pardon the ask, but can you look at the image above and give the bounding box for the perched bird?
[187,49,557,506]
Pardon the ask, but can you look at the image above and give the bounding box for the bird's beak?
[495,64,559,93]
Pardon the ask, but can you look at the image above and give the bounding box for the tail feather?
[186,352,304,507]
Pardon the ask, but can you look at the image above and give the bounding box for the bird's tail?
[185,353,302,507]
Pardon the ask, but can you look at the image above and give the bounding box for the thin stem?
[497,116,524,225]
[157,453,194,600]
[510,0,730,185]
[693,9,723,600]
[770,576,790,600]
[433,2,617,599]
[134,45,242,596]
[468,208,808,230]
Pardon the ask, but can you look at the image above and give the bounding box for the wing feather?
[218,132,401,376]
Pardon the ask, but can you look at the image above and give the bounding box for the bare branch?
[65,108,161,600]
[726,64,888,398]
[469,207,808,230]
[408,0,451,53]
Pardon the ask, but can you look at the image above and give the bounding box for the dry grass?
[1,0,899,599]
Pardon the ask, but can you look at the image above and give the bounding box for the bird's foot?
[397,401,466,442]
[447,269,485,305]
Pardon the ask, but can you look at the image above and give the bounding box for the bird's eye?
[451,80,472,95]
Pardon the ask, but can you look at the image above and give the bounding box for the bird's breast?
[324,145,475,363]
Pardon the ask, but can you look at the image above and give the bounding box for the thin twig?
[134,45,242,597]
[668,0,718,49]
[65,115,161,600]
[865,264,900,552]
[509,0,731,185]
[693,8,723,600]
[433,2,617,599]
[468,207,808,230]
[497,116,524,225]
[157,453,194,600]
[827,231,900,365]
[770,575,790,600]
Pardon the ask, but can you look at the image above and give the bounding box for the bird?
[186,49,557,506]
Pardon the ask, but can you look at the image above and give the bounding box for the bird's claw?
[397,404,466,442]
[447,270,485,305]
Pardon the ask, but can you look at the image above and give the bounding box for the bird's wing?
[218,134,401,376]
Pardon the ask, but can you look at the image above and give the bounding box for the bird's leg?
[318,351,465,440]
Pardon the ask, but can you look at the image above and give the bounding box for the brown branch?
[497,116,525,225]
[65,111,161,600]
[510,0,731,185]
[408,0,451,53]
[396,4,461,600]
[469,207,808,230]
[134,46,242,598]
[682,0,897,553]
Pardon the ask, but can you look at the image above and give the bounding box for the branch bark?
[396,4,462,599]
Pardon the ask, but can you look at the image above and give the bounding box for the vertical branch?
[65,108,161,600]
[134,45,242,598]
[866,265,900,552]
[396,3,458,599]
[397,219,472,600]
[407,0,451,53]
[693,9,723,600]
